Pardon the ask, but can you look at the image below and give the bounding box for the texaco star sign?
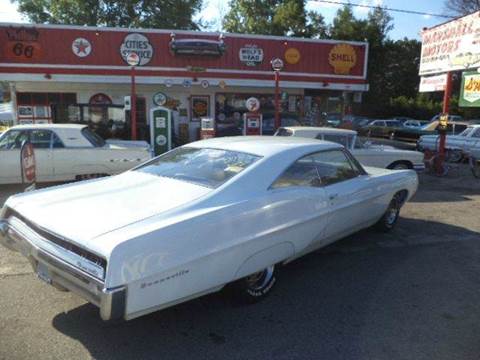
[72,38,92,57]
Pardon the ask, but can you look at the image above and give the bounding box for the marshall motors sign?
[419,11,480,76]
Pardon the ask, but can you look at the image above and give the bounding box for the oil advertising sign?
[460,71,480,107]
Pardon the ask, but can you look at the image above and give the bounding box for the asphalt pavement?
[1,165,480,360]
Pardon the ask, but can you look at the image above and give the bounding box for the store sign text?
[420,10,480,75]
[239,45,263,66]
[120,33,153,66]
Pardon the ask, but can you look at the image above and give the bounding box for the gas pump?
[150,106,172,156]
[243,97,263,136]
[200,117,215,139]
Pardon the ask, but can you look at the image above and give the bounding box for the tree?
[222,0,327,38]
[13,0,203,29]
[444,0,480,15]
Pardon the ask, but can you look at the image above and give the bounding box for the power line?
[311,0,455,19]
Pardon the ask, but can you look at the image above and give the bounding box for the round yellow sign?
[328,44,357,75]
[285,48,301,65]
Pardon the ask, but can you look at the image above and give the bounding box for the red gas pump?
[243,97,263,136]
[200,117,215,139]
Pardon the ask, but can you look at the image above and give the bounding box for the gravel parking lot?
[1,166,480,360]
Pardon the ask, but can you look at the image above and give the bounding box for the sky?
[0,0,451,40]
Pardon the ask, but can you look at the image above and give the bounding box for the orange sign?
[328,44,357,75]
[285,48,301,64]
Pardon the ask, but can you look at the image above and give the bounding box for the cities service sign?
[419,11,480,76]
[120,33,153,66]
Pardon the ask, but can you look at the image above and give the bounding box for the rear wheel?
[375,193,403,232]
[445,149,463,163]
[230,265,277,304]
[388,161,412,170]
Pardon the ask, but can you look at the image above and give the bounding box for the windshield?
[459,127,474,137]
[135,147,261,188]
[81,127,106,147]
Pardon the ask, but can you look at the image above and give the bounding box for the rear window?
[136,147,261,188]
[275,128,293,136]
[82,127,106,147]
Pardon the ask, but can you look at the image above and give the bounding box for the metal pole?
[131,65,137,140]
[437,71,452,174]
[274,70,280,130]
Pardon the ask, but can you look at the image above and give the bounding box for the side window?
[52,132,65,148]
[323,134,350,148]
[271,154,320,189]
[472,128,480,138]
[30,130,52,149]
[311,150,360,186]
[0,130,29,150]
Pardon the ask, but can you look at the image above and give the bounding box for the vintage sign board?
[20,141,36,185]
[419,73,447,92]
[460,71,480,107]
[419,11,480,76]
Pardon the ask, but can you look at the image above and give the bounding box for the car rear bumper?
[413,163,425,172]
[0,219,125,321]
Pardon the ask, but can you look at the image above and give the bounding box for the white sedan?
[275,127,425,170]
[0,124,151,184]
[0,137,418,321]
[418,124,480,162]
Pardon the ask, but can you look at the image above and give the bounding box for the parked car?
[0,136,418,321]
[391,120,470,143]
[0,124,151,184]
[402,120,429,129]
[430,114,464,122]
[325,113,342,127]
[339,115,371,131]
[362,119,402,138]
[274,127,425,170]
[417,124,480,162]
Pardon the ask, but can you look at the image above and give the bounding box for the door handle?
[329,193,338,201]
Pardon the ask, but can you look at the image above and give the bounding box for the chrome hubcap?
[386,205,398,225]
[245,266,275,291]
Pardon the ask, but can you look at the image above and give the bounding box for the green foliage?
[223,0,327,38]
[14,0,203,29]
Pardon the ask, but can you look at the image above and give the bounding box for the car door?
[311,149,379,243]
[28,129,55,182]
[0,129,29,184]
[269,153,329,250]
[465,128,480,153]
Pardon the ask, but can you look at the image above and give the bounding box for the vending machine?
[243,112,263,136]
[200,117,216,139]
[150,106,172,156]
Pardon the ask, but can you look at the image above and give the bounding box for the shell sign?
[328,44,357,75]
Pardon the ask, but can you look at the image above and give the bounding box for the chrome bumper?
[413,163,425,172]
[0,219,125,321]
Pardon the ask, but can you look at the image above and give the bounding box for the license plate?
[36,262,52,285]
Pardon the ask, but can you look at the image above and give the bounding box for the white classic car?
[0,137,418,321]
[417,124,480,162]
[275,127,425,170]
[0,124,151,184]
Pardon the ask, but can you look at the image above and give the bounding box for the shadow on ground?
[52,218,480,360]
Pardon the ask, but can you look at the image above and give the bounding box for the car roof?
[282,126,357,136]
[188,136,342,157]
[9,124,87,131]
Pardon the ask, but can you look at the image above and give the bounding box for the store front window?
[16,92,76,124]
[215,93,303,136]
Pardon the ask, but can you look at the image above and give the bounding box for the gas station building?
[0,23,369,143]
